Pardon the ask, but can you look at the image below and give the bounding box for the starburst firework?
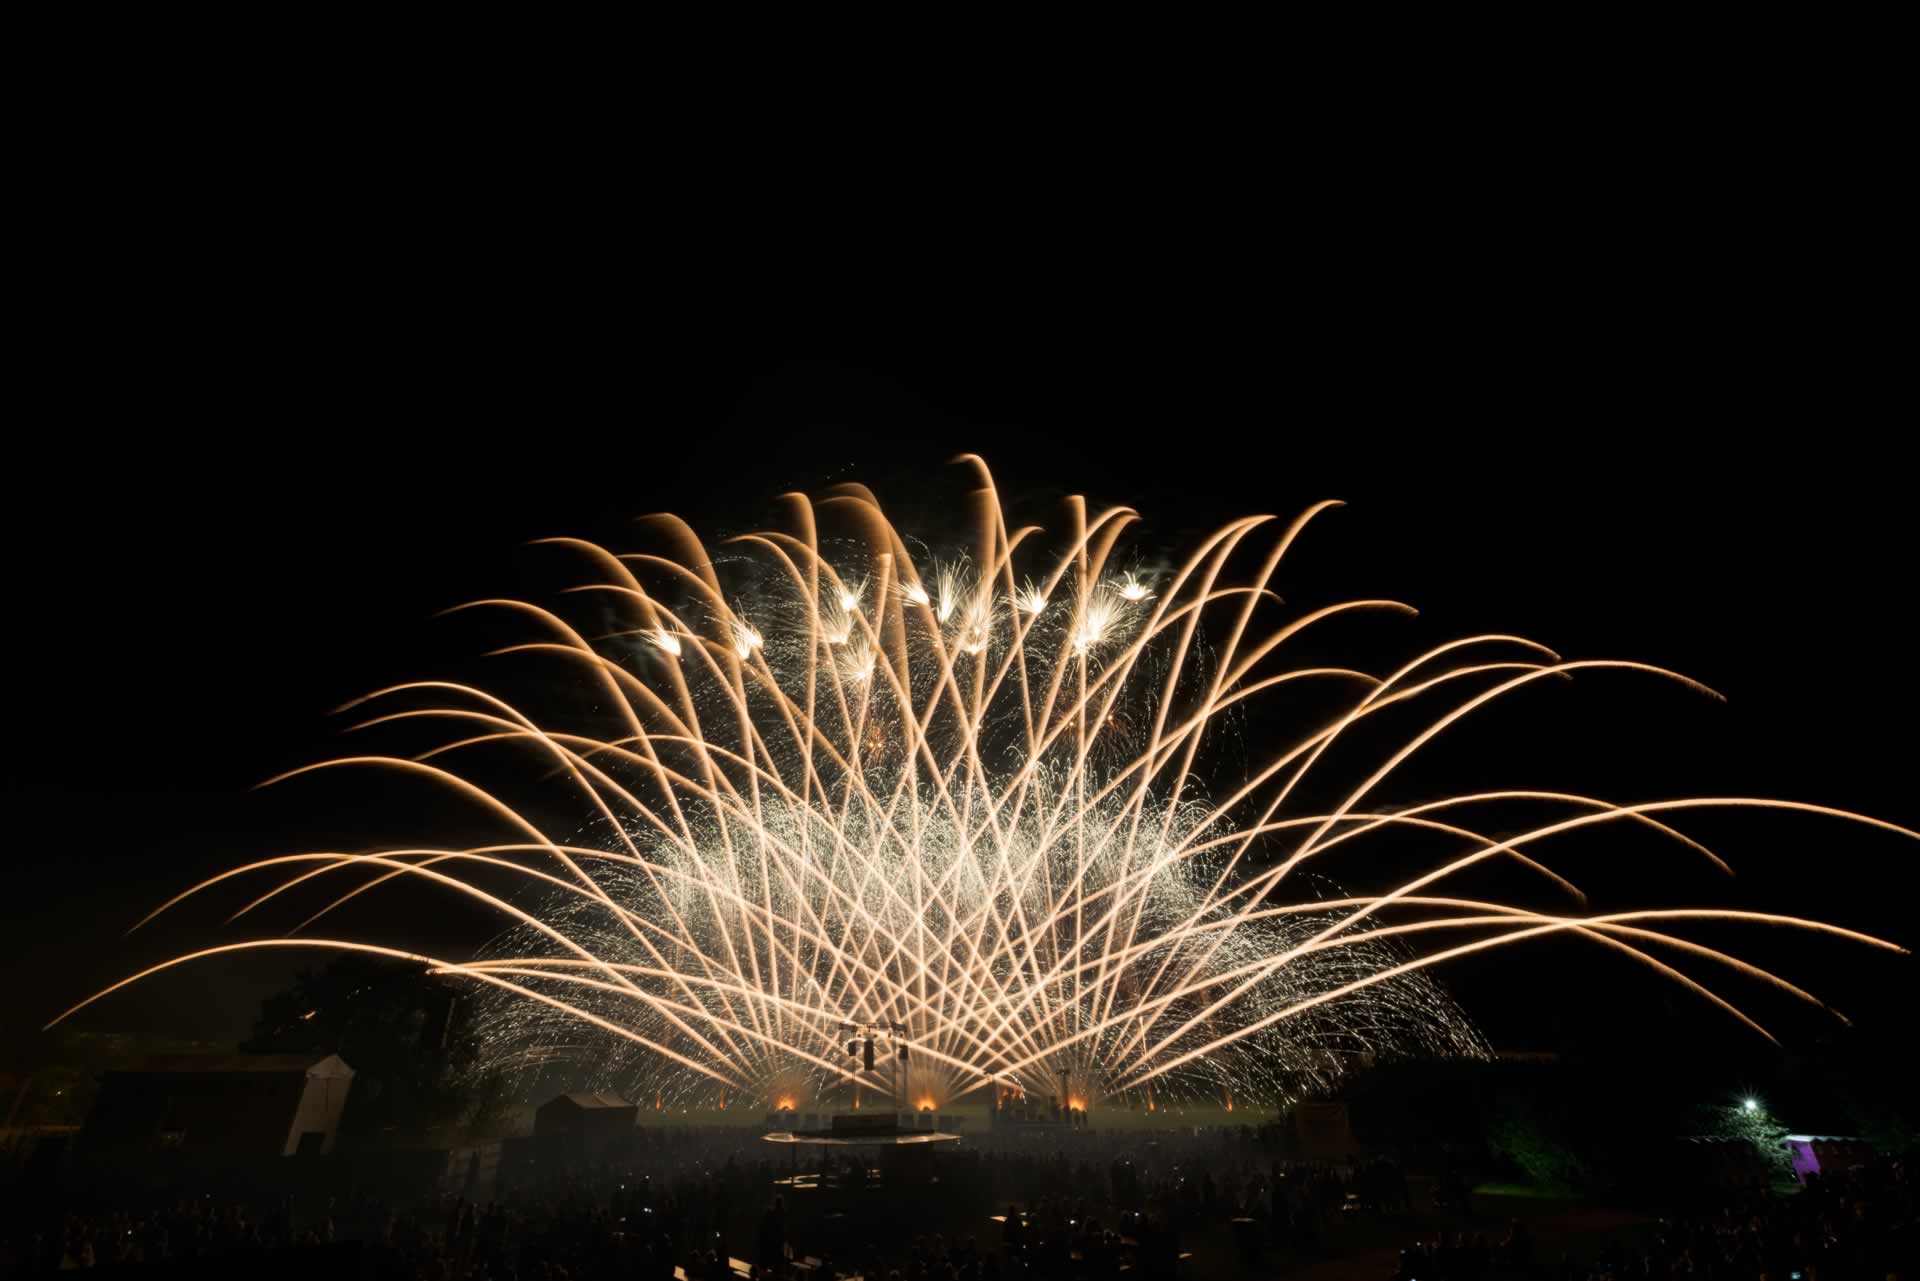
[55,457,1914,1110]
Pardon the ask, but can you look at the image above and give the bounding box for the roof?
[106,1053,354,1078]
[541,1091,635,1111]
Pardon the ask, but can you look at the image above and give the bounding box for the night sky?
[5,357,1914,1079]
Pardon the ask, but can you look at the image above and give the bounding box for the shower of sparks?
[730,615,763,660]
[53,457,1915,1112]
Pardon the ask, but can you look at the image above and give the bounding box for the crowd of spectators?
[1385,1157,1915,1281]
[0,1122,1364,1277]
[15,1124,1908,1279]
[1618,1159,1911,1280]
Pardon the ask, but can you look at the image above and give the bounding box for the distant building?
[533,1091,637,1155]
[82,1053,354,1158]
[1785,1134,1874,1183]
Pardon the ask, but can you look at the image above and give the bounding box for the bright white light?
[955,594,995,654]
[1743,1097,1759,1114]
[649,626,682,657]
[1074,591,1128,655]
[838,640,877,684]
[820,594,855,645]
[732,618,764,660]
[935,564,968,623]
[1117,572,1154,602]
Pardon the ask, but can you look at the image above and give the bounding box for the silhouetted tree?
[243,957,505,1140]
[1486,1088,1592,1193]
[1700,1093,1792,1183]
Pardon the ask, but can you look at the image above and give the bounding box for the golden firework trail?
[51,457,1914,1109]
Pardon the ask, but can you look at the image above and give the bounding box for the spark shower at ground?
[55,457,1914,1111]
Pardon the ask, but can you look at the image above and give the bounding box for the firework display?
[54,458,1913,1110]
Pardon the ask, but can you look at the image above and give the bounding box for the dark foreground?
[2,1126,1914,1279]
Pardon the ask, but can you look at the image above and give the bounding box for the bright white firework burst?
[56,457,1915,1112]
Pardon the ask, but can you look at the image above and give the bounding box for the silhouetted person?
[755,1193,786,1271]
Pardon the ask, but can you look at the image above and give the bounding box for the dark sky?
[5,357,1914,1075]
